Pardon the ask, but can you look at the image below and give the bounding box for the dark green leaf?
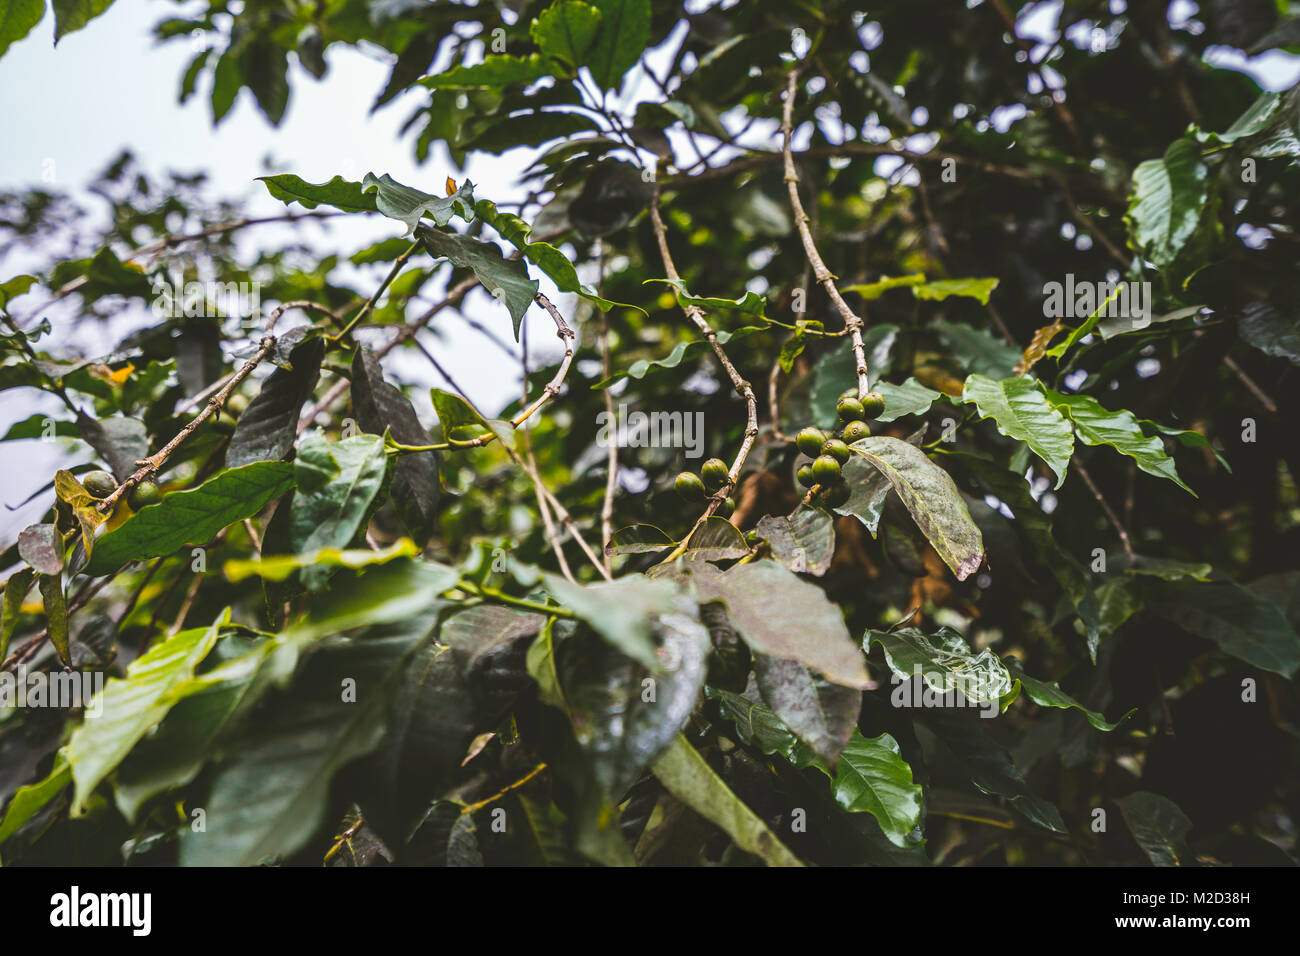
[227,334,324,468]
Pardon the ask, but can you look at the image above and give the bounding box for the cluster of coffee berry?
[793,389,885,508]
[673,457,736,516]
[81,470,162,510]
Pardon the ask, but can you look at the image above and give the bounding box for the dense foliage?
[1,0,1299,867]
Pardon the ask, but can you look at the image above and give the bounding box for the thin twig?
[781,70,871,400]
[595,242,618,573]
[1075,458,1135,565]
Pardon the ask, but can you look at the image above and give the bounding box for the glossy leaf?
[227,334,324,468]
[363,173,476,235]
[1116,792,1193,866]
[420,227,538,338]
[963,375,1073,488]
[1126,137,1209,271]
[832,731,923,848]
[1148,580,1300,678]
[82,461,295,576]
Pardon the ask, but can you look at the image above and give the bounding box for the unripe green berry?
[700,458,729,490]
[797,464,816,488]
[841,420,871,443]
[860,391,886,417]
[675,471,706,501]
[812,454,842,484]
[796,426,826,458]
[128,481,162,510]
[837,396,867,422]
[821,438,851,464]
[82,470,118,499]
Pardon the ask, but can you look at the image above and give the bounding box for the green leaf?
[474,198,640,314]
[0,752,69,846]
[867,627,1013,704]
[284,559,460,645]
[1126,137,1209,272]
[421,53,553,89]
[51,0,114,43]
[0,273,38,309]
[1147,580,1300,678]
[607,524,676,555]
[37,573,70,665]
[67,610,228,814]
[1116,792,1193,866]
[675,559,872,689]
[832,731,923,848]
[754,654,860,767]
[557,616,708,797]
[842,274,926,300]
[591,326,762,388]
[1,568,35,660]
[350,350,440,545]
[874,377,945,422]
[914,277,999,305]
[419,227,538,339]
[74,411,148,482]
[82,461,296,576]
[582,0,651,90]
[352,604,537,844]
[113,643,271,822]
[684,516,749,560]
[644,278,768,317]
[963,375,1074,488]
[705,686,824,773]
[542,573,682,673]
[257,174,378,213]
[849,437,985,580]
[179,627,425,865]
[650,735,803,866]
[531,1,603,68]
[1043,389,1193,495]
[363,173,476,235]
[1003,657,1134,731]
[0,0,43,60]
[227,334,324,468]
[754,507,834,576]
[223,539,418,583]
[934,320,1019,378]
[1239,300,1300,365]
[290,433,390,590]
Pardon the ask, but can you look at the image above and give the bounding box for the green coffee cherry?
[796,426,826,458]
[821,438,851,464]
[812,454,842,484]
[797,463,816,488]
[675,471,706,501]
[860,391,886,417]
[701,458,729,490]
[837,396,867,422]
[820,481,850,508]
[82,470,118,499]
[841,420,871,443]
[719,496,736,517]
[128,481,162,510]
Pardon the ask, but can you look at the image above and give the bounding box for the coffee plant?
[0,0,1298,868]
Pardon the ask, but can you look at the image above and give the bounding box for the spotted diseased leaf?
[676,559,872,689]
[963,375,1074,489]
[227,334,325,469]
[18,523,62,576]
[754,507,833,576]
[350,350,440,545]
[754,654,860,767]
[849,437,984,580]
[82,462,296,576]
